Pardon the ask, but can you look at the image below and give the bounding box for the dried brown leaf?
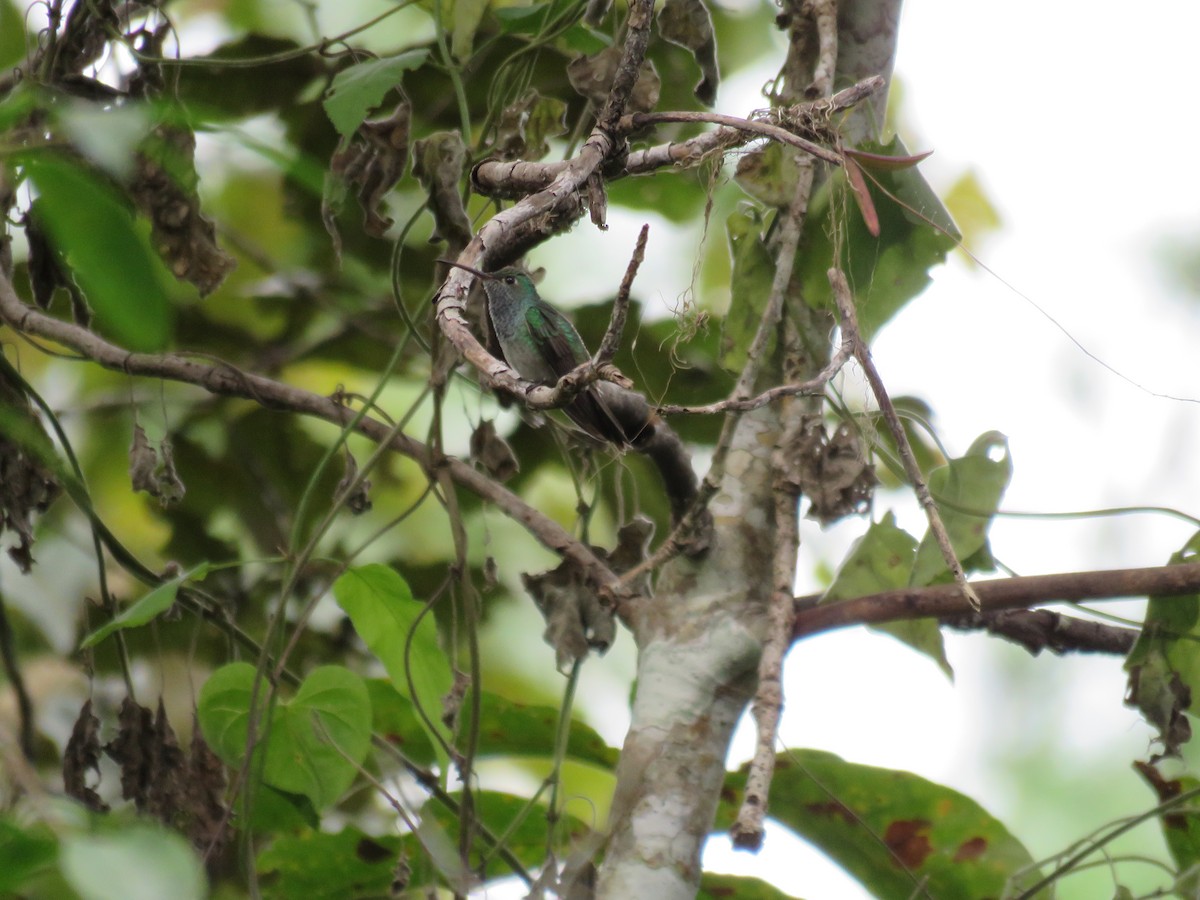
[657,0,719,106]
[63,699,108,812]
[567,48,660,112]
[412,132,472,251]
[469,419,518,481]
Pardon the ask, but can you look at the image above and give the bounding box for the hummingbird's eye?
[504,276,516,285]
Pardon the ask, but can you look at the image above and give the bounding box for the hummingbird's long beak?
[438,259,493,280]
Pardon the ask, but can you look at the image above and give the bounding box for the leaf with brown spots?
[717,749,1045,898]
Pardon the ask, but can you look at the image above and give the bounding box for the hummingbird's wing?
[523,303,587,376]
[524,303,634,446]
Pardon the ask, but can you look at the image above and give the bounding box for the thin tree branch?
[942,608,1138,657]
[829,267,981,610]
[791,562,1200,639]
[0,272,622,598]
[594,225,648,367]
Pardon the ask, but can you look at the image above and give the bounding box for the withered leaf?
[155,436,186,508]
[0,365,61,573]
[523,561,611,672]
[793,419,875,525]
[412,132,472,252]
[129,125,236,296]
[441,669,470,731]
[734,143,804,209]
[567,48,660,113]
[129,423,158,495]
[469,419,518,481]
[324,101,412,258]
[493,91,567,161]
[63,699,108,812]
[337,449,373,515]
[656,0,719,106]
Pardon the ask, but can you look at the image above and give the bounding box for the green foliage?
[323,51,430,139]
[256,828,404,900]
[80,563,211,648]
[333,565,454,761]
[796,137,958,337]
[719,750,1045,899]
[59,825,208,900]
[198,662,372,809]
[20,155,174,351]
[911,430,1011,586]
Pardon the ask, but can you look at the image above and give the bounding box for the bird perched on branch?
[444,262,707,550]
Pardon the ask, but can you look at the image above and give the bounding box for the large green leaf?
[910,431,1011,587]
[333,565,453,757]
[0,818,57,894]
[60,825,206,900]
[475,690,619,769]
[257,827,404,900]
[22,154,173,351]
[824,512,950,677]
[699,873,799,899]
[323,51,429,139]
[719,750,1045,899]
[197,662,372,810]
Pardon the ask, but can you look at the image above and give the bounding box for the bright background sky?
[523,1,1200,896]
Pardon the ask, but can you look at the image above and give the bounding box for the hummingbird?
[443,261,707,544]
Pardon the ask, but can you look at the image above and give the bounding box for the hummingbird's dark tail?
[583,382,712,556]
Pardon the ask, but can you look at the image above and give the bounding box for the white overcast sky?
[700,1,1200,896]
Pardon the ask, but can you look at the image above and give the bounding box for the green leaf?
[452,0,489,59]
[721,208,776,374]
[718,750,1045,899]
[910,431,1011,587]
[0,0,29,71]
[0,818,57,893]
[323,51,429,140]
[60,825,206,900]
[197,662,372,810]
[366,678,437,766]
[425,791,591,875]
[797,136,958,338]
[1125,532,1200,754]
[80,563,210,649]
[699,873,799,899]
[1133,760,1200,874]
[333,565,453,757]
[22,154,173,351]
[825,513,950,676]
[263,667,372,808]
[475,690,619,769]
[257,827,403,900]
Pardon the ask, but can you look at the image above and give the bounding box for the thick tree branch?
[0,272,622,597]
[471,77,884,200]
[791,562,1200,639]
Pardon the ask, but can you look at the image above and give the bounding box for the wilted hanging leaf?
[324,102,412,257]
[130,125,236,297]
[567,47,660,112]
[523,560,614,672]
[794,419,875,525]
[155,437,186,508]
[493,91,567,162]
[129,423,158,495]
[63,700,108,812]
[0,363,62,573]
[336,449,373,515]
[441,669,470,730]
[469,419,518,481]
[656,0,719,106]
[412,132,472,251]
